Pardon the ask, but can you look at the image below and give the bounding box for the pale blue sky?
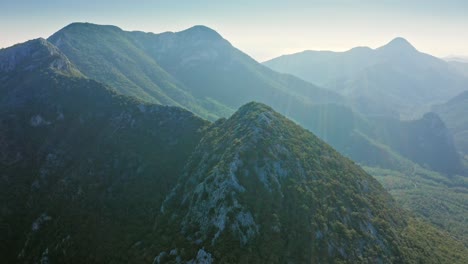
[1,0,467,61]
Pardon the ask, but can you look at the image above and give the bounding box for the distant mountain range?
[1,24,468,262]
[264,37,468,246]
[48,23,342,121]
[0,40,466,262]
[43,23,463,176]
[264,37,468,119]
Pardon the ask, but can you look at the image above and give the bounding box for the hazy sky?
[1,0,468,61]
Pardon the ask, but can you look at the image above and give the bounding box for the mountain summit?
[178,25,225,41]
[1,35,468,263]
[264,36,468,118]
[378,37,417,53]
[0,38,79,75]
[0,37,209,263]
[47,22,343,122]
[155,102,466,263]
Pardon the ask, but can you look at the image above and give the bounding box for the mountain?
[45,23,468,241]
[0,38,209,263]
[262,35,464,171]
[46,24,396,170]
[43,23,467,243]
[49,23,377,168]
[48,23,343,121]
[2,38,467,263]
[377,37,417,54]
[370,112,461,174]
[154,102,467,263]
[0,38,80,76]
[264,37,468,118]
[46,23,462,174]
[433,90,468,156]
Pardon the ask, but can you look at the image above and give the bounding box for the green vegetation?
[2,29,467,263]
[155,102,468,263]
[366,164,468,247]
[47,23,231,120]
[47,22,342,122]
[47,22,461,173]
[0,40,209,263]
[400,218,468,263]
[263,34,468,246]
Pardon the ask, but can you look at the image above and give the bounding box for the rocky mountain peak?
[0,38,79,75]
[231,102,278,126]
[158,101,412,262]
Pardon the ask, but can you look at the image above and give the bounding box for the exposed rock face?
[160,102,411,263]
[0,38,78,75]
[2,33,468,264]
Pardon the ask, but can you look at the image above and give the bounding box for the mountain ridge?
[156,101,468,263]
[0,38,80,76]
[44,23,417,176]
[264,37,468,119]
[48,22,344,122]
[377,37,417,53]
[1,38,467,262]
[0,38,210,263]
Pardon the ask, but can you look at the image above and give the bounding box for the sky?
[1,0,468,61]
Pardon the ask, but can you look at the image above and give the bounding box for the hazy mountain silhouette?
[433,90,468,156]
[45,24,463,175]
[264,37,468,118]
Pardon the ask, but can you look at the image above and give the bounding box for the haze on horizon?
[1,0,468,61]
